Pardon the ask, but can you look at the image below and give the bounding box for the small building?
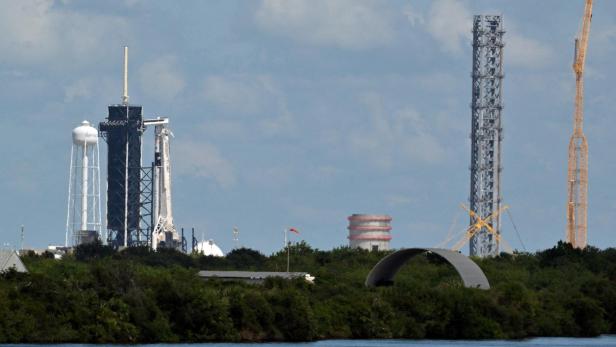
[0,250,28,273]
[198,271,314,284]
[348,214,392,251]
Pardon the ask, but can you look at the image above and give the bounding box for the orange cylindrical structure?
[348,214,392,251]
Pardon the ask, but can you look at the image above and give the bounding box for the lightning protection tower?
[99,47,150,248]
[66,120,102,246]
[469,15,505,257]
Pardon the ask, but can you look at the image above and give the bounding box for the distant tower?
[469,15,505,257]
[66,121,102,246]
[347,214,392,251]
[99,46,149,248]
[232,227,239,249]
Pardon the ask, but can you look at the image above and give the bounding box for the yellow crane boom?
[567,0,592,249]
[452,204,509,252]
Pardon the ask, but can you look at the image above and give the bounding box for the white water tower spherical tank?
[66,120,101,247]
[72,121,98,145]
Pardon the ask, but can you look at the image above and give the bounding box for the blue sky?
[1,0,616,254]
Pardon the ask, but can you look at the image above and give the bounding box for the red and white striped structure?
[347,214,392,251]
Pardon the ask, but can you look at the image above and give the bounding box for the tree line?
[0,241,614,342]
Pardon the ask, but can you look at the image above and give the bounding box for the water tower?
[65,120,102,246]
[347,214,392,251]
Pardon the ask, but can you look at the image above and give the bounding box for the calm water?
[4,336,616,347]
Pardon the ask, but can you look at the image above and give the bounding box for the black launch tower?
[99,105,150,247]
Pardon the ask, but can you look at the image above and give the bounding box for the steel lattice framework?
[566,0,593,249]
[138,166,154,247]
[469,15,505,257]
[99,105,149,248]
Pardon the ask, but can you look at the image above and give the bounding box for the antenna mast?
[122,46,129,105]
[233,226,239,249]
[20,225,24,252]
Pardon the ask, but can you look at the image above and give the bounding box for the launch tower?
[99,47,182,250]
[469,15,505,257]
[99,47,151,247]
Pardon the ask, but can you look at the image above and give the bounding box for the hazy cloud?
[425,0,472,54]
[385,194,415,207]
[64,78,94,102]
[421,0,554,68]
[64,75,124,104]
[348,93,447,170]
[203,75,268,115]
[255,0,395,50]
[173,140,236,188]
[203,74,295,135]
[0,0,130,68]
[138,55,185,102]
[588,23,616,59]
[506,29,554,69]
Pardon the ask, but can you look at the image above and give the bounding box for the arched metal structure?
[365,248,490,290]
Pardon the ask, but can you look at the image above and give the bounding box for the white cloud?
[255,0,395,50]
[64,78,93,102]
[403,3,424,27]
[63,75,123,103]
[259,100,294,136]
[348,93,447,170]
[506,32,553,69]
[173,140,236,188]
[203,75,268,115]
[425,0,471,54]
[138,56,185,102]
[422,1,554,68]
[203,74,295,135]
[0,0,130,68]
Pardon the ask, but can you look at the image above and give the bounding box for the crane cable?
[435,209,462,248]
[505,208,526,252]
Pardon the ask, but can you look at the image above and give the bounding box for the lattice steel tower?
[99,47,152,248]
[469,15,505,257]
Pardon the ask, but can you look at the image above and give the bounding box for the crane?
[567,0,593,249]
[451,204,511,253]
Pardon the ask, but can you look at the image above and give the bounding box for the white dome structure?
[72,121,98,145]
[195,239,224,257]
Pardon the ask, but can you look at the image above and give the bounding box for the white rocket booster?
[149,118,180,250]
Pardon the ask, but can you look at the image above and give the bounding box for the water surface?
[5,336,616,347]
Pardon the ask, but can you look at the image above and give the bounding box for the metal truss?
[469,15,505,257]
[134,166,154,247]
[99,105,144,248]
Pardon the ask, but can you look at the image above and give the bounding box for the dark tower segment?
[99,105,144,247]
[469,15,505,257]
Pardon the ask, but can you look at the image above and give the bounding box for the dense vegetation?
[0,241,615,343]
